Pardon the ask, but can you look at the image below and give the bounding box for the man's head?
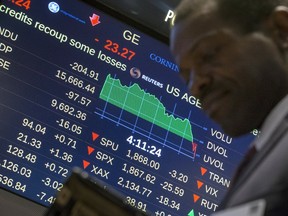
[170,0,288,137]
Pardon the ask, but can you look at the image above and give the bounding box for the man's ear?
[269,6,288,50]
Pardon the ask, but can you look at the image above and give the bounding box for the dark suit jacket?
[218,114,288,215]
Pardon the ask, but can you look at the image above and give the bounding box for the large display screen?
[0,0,255,215]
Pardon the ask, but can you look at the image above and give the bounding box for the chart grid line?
[99,74,193,142]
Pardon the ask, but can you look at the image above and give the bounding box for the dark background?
[91,0,180,38]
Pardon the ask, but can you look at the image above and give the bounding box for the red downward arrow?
[92,132,99,141]
[201,167,207,176]
[87,146,95,155]
[83,160,90,169]
[197,180,204,189]
[193,194,200,203]
[90,14,101,26]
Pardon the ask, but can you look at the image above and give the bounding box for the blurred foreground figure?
[170,0,288,215]
[45,169,149,216]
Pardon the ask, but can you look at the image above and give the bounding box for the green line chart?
[99,74,193,142]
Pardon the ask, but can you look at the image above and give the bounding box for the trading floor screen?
[0,0,254,215]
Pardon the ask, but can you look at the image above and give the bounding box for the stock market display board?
[0,0,254,215]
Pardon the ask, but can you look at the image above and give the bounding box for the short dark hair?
[173,0,206,24]
[174,0,288,32]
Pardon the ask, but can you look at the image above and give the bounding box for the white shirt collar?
[254,94,288,150]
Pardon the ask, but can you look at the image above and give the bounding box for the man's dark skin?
[170,1,288,137]
[170,0,288,214]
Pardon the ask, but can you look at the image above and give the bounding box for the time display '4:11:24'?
[126,136,162,157]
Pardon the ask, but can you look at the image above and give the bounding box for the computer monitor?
[0,0,255,215]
